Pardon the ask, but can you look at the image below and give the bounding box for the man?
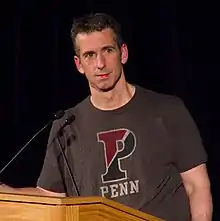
[0,13,212,221]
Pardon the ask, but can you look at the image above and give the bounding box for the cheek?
[81,64,95,78]
[112,56,123,70]
[107,56,121,68]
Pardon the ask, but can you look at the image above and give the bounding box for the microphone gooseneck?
[0,110,79,197]
[56,114,80,196]
[0,110,65,175]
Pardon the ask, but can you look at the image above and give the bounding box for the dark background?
[1,1,219,220]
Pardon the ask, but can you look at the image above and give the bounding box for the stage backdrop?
[1,1,219,220]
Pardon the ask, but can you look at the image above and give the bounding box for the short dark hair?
[71,13,124,56]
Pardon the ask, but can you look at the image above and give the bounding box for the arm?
[180,163,212,221]
[163,98,211,220]
[37,119,72,195]
[0,183,66,197]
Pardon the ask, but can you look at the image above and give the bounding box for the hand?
[0,182,11,193]
[0,182,7,191]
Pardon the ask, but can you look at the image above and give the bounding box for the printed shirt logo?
[97,129,139,198]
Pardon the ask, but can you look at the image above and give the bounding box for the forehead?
[75,28,117,53]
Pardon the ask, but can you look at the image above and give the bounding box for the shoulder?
[50,96,90,134]
[137,86,196,131]
[135,85,196,135]
[135,85,185,113]
[64,96,90,119]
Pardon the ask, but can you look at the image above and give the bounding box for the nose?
[96,53,105,69]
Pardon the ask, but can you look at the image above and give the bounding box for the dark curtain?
[1,1,219,220]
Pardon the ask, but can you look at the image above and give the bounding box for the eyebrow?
[82,45,117,56]
[102,45,116,50]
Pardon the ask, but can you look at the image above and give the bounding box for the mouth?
[96,73,110,79]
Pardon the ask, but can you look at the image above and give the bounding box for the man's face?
[74,28,128,92]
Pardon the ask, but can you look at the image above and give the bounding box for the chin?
[98,85,115,92]
[92,74,122,92]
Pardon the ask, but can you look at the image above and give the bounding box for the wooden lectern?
[0,192,163,221]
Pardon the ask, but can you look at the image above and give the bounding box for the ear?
[120,44,128,64]
[74,55,84,74]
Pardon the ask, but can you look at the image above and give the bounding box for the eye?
[84,52,95,58]
[105,48,113,53]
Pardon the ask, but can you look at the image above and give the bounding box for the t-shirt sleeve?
[37,122,66,193]
[164,97,208,173]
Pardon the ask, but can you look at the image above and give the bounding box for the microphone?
[57,115,75,136]
[0,110,65,175]
[56,114,80,196]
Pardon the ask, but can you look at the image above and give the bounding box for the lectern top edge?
[0,192,163,221]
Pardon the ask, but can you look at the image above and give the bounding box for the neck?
[90,77,135,110]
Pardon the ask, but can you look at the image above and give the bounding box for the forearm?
[0,182,66,197]
[0,183,46,196]
[188,188,213,221]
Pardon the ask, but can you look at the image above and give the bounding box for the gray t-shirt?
[37,85,207,221]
